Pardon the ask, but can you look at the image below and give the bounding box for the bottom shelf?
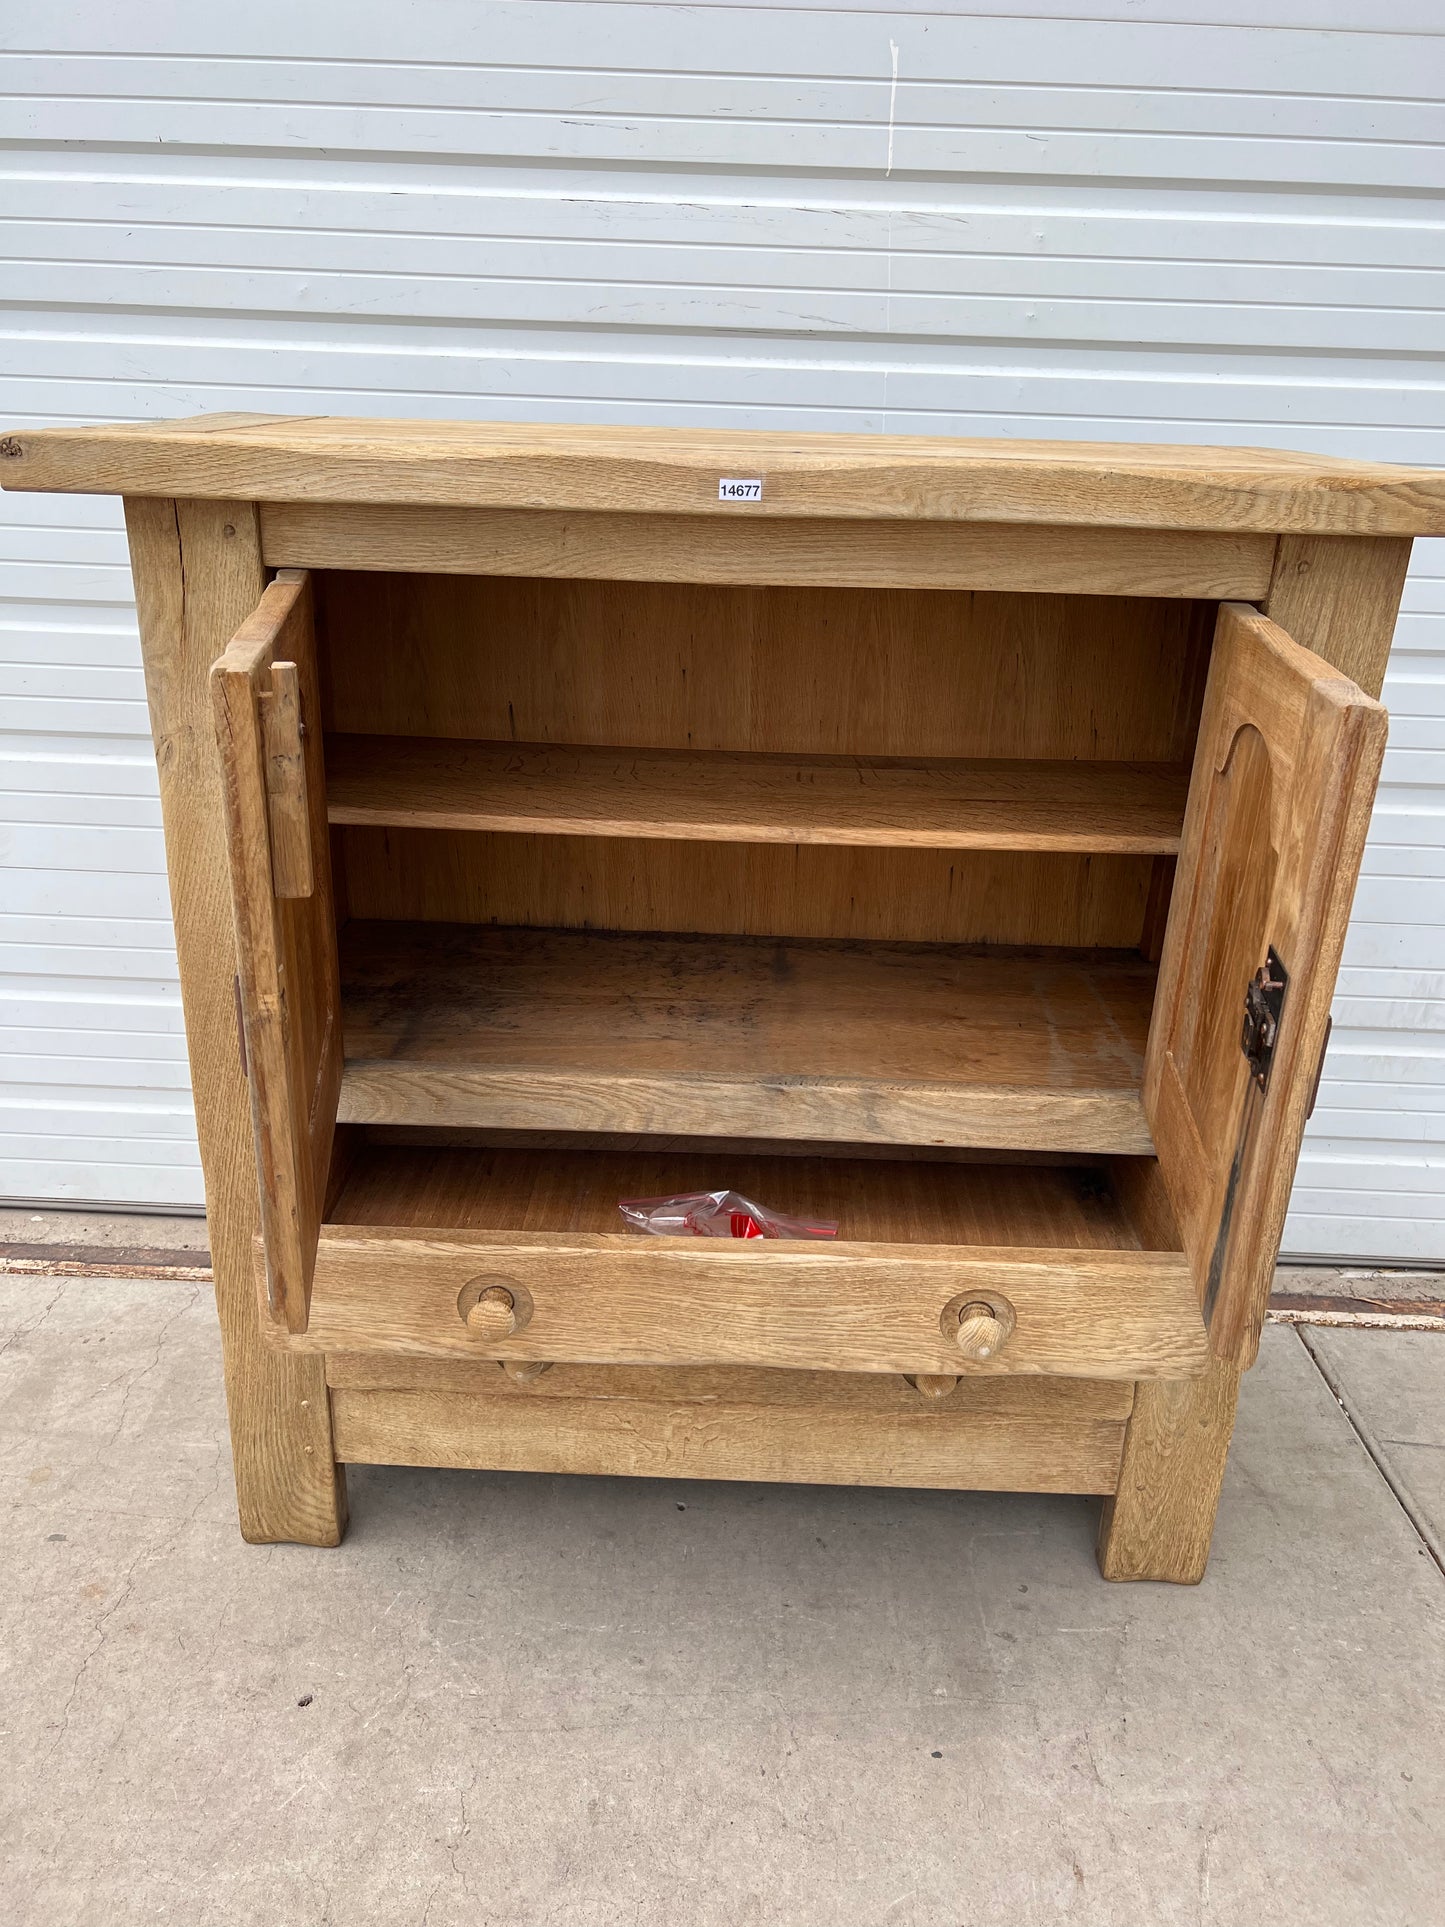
[284,1142,1207,1383]
[330,1143,1156,1247]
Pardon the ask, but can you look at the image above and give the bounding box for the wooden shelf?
[325,736,1189,854]
[328,1141,1165,1249]
[338,922,1156,1153]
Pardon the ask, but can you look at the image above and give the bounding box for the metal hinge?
[1241,946,1288,1092]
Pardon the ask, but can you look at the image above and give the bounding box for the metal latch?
[1241,946,1288,1092]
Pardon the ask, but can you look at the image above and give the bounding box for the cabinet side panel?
[125,496,345,1545]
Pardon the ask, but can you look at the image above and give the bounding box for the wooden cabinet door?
[212,569,340,1333]
[1146,601,1387,1365]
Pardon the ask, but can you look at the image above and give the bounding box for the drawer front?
[273,1228,1209,1381]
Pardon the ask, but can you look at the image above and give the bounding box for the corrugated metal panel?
[0,1,1442,1249]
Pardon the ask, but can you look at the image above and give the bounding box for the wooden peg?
[499,1359,553,1384]
[906,1373,960,1400]
[464,1286,517,1341]
[952,1297,1016,1363]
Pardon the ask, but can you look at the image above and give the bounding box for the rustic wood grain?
[330,1386,1128,1493]
[1262,533,1413,699]
[323,570,1203,951]
[325,736,1189,853]
[1102,536,1409,1586]
[323,1352,1135,1419]
[339,832,1157,950]
[331,1385,1127,1493]
[258,659,313,897]
[336,923,1156,1152]
[1096,1359,1240,1583]
[261,501,1275,596]
[287,1223,1205,1379]
[326,1142,1157,1245]
[1144,602,1387,1366]
[13,416,1445,533]
[295,1143,1205,1380]
[318,572,1210,762]
[125,497,344,1545]
[212,571,342,1333]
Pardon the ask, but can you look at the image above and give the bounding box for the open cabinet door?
[212,569,341,1334]
[1146,602,1386,1366]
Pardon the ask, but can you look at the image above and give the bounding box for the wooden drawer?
[286,1228,1204,1379]
[262,1144,1208,1382]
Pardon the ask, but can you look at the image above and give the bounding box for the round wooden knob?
[953,1298,1014,1362]
[907,1373,960,1401]
[465,1286,517,1341]
[499,1358,552,1385]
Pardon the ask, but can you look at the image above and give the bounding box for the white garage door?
[2,1,1443,1255]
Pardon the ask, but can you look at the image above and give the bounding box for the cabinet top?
[5,412,1445,536]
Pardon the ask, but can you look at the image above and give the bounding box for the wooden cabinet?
[6,415,1442,1579]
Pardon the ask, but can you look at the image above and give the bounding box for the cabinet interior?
[308,568,1214,1217]
[328,1136,1180,1255]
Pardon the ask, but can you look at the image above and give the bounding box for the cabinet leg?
[126,496,346,1547]
[1097,1358,1239,1584]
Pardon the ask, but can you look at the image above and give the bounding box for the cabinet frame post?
[1263,533,1412,700]
[125,495,345,1546]
[1097,1360,1240,1583]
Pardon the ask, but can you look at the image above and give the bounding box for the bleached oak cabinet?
[7,416,1444,1580]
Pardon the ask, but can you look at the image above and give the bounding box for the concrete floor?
[2,1274,1443,1926]
[0,1203,210,1254]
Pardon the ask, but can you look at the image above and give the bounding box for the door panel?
[1146,602,1386,1365]
[212,569,340,1332]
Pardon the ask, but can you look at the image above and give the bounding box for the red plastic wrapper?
[618,1190,838,1241]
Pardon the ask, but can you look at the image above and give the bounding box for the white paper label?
[718,478,763,501]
